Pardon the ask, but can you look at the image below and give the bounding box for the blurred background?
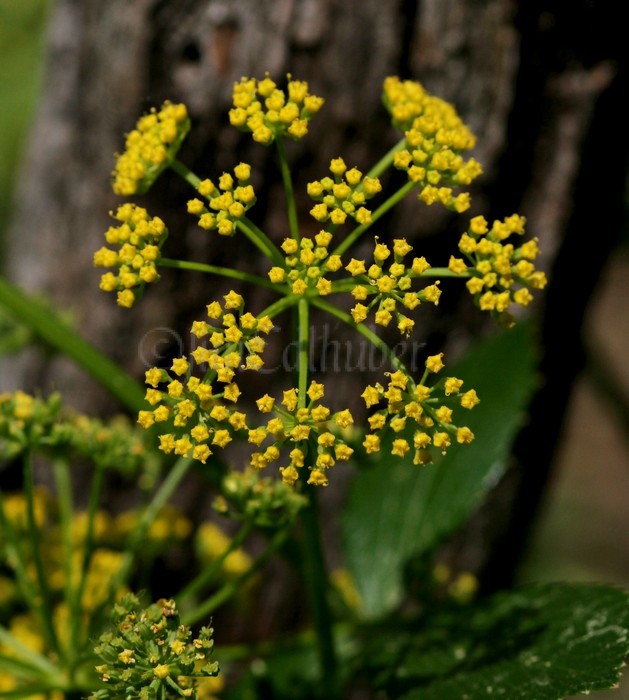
[1,0,627,696]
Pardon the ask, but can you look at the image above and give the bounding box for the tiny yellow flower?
[456,426,474,444]
[171,357,189,376]
[346,259,366,276]
[145,367,163,387]
[460,389,480,409]
[444,377,464,395]
[411,257,431,274]
[448,256,468,275]
[256,394,275,413]
[425,353,445,373]
[363,434,381,453]
[308,469,329,486]
[269,267,286,283]
[280,466,299,486]
[392,439,410,457]
[334,409,354,428]
[224,290,244,308]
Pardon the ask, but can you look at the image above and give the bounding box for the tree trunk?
[3,0,626,631]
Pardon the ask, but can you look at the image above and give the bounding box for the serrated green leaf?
[358,583,629,699]
[342,324,538,618]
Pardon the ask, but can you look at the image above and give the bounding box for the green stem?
[276,136,300,241]
[51,458,76,661]
[0,628,61,679]
[170,159,284,265]
[116,457,195,587]
[0,496,43,629]
[300,488,340,699]
[0,276,146,411]
[177,521,253,604]
[159,258,282,292]
[181,529,287,626]
[72,459,105,648]
[366,137,408,180]
[23,453,61,657]
[417,267,468,279]
[236,218,285,266]
[310,297,410,376]
[333,181,415,257]
[258,293,301,320]
[169,158,201,189]
[297,299,309,401]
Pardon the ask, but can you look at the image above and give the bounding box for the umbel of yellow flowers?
[96,73,547,487]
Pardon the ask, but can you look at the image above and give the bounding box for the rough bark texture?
[3,0,626,641]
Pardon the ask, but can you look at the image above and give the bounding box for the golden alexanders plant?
[2,73,627,700]
[95,74,546,491]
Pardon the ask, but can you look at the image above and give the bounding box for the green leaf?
[358,583,629,699]
[0,275,146,411]
[341,324,538,618]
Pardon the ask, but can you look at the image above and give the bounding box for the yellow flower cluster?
[0,392,154,479]
[267,233,342,296]
[94,204,167,308]
[346,238,441,335]
[138,294,274,464]
[383,77,481,212]
[229,74,324,144]
[252,381,355,487]
[361,354,478,465]
[187,162,256,237]
[112,101,190,195]
[307,157,382,226]
[91,595,218,700]
[216,470,307,528]
[448,214,547,323]
[0,391,58,452]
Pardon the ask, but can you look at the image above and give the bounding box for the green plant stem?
[0,629,62,679]
[159,258,282,292]
[333,180,415,257]
[169,158,201,189]
[23,453,61,657]
[311,297,410,376]
[181,529,287,626]
[235,218,284,266]
[297,299,309,401]
[366,137,408,180]
[0,495,44,630]
[276,135,300,241]
[51,458,76,663]
[177,521,253,604]
[300,488,340,699]
[419,267,468,279]
[111,457,194,593]
[0,276,146,411]
[170,158,284,265]
[72,459,105,648]
[335,180,415,256]
[258,293,300,320]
